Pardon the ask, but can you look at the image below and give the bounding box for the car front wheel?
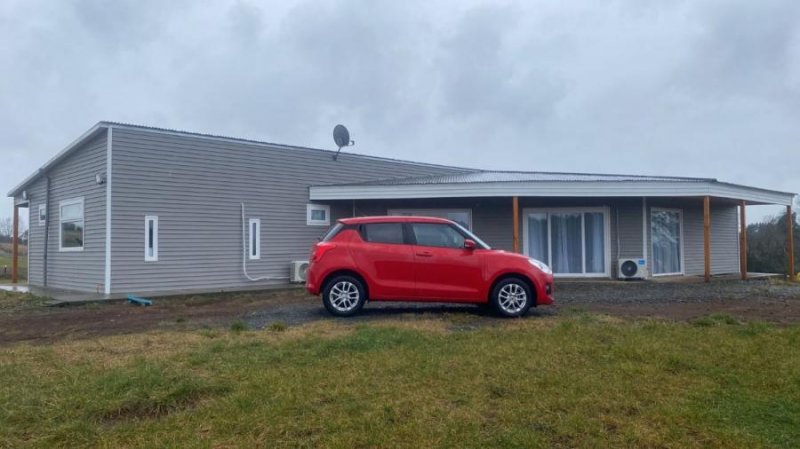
[490,278,533,317]
[322,275,366,317]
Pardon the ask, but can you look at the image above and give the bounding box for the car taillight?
[310,242,336,262]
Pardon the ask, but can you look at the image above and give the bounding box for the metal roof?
[8,121,473,197]
[316,170,716,187]
[8,121,796,207]
[310,171,796,206]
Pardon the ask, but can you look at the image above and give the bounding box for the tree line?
[0,217,28,244]
[746,206,799,275]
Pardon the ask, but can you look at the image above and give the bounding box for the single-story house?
[7,121,797,296]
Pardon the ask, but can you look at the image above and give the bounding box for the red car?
[306,216,554,317]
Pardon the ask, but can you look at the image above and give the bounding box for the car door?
[348,222,416,300]
[410,222,485,301]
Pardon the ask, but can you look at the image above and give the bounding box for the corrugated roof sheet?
[318,170,716,187]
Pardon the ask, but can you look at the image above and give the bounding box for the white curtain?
[652,210,681,274]
[527,211,607,275]
[527,213,548,262]
[584,212,605,273]
[551,213,582,274]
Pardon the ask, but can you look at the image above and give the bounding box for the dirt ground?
[1,280,800,346]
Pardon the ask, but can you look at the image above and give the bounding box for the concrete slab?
[20,283,305,306]
[0,284,30,293]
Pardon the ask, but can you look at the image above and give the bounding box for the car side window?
[361,223,405,244]
[411,223,465,249]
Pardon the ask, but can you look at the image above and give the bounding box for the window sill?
[59,247,84,252]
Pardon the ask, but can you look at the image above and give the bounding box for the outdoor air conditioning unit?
[618,258,647,280]
[291,260,310,283]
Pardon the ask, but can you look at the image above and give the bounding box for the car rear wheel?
[322,275,366,317]
[491,278,533,317]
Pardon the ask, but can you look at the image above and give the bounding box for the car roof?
[339,215,453,225]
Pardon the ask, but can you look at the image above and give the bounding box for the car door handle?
[416,251,433,257]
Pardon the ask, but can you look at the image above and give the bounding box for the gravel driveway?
[244,278,800,329]
[3,278,799,346]
[554,278,800,303]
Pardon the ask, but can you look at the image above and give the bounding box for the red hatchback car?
[306,216,554,317]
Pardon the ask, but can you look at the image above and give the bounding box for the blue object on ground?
[127,295,153,306]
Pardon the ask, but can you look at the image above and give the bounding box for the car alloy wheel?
[328,280,360,313]
[491,278,533,317]
[498,283,528,314]
[322,275,366,317]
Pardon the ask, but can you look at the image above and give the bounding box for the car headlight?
[529,258,552,275]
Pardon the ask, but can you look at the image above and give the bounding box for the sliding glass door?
[524,208,609,277]
[651,209,682,275]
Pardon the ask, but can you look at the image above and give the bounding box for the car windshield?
[452,222,491,249]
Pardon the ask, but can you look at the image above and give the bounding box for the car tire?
[490,277,533,318]
[322,275,367,317]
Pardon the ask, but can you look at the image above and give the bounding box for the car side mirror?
[464,239,476,250]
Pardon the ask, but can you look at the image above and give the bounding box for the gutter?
[43,176,50,286]
[7,123,107,197]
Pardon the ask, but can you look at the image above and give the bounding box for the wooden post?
[12,205,19,284]
[739,201,747,280]
[789,205,795,281]
[512,196,520,253]
[703,196,711,283]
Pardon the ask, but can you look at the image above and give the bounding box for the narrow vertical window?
[145,215,158,262]
[249,218,261,260]
[38,204,47,226]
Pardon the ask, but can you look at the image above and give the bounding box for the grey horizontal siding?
[109,129,467,294]
[26,133,107,291]
[348,197,514,251]
[615,200,644,262]
[25,178,47,286]
[710,205,740,274]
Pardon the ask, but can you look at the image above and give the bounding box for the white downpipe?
[241,202,289,282]
[642,197,648,278]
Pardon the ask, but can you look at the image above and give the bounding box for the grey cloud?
[1,0,798,222]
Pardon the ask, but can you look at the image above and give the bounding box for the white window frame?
[249,218,261,260]
[144,215,159,262]
[388,208,473,230]
[38,204,46,226]
[650,207,685,276]
[521,207,611,278]
[58,197,84,252]
[306,204,330,226]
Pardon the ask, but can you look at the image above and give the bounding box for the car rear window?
[361,223,405,244]
[321,223,344,242]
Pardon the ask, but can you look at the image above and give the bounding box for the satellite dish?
[332,124,354,160]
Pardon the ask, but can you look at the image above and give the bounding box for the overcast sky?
[2,0,799,226]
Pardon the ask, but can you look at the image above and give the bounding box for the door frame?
[650,207,685,276]
[521,206,611,278]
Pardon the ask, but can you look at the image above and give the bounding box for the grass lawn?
[0,244,28,283]
[1,311,799,448]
